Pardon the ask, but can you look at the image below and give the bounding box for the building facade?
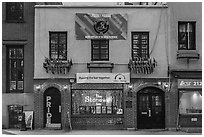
[2,2,201,131]
[34,4,176,130]
[2,2,36,128]
[168,2,202,129]
[2,2,62,129]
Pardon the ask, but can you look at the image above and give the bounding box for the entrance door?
[137,87,165,129]
[44,87,61,128]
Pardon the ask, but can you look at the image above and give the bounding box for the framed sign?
[76,73,130,83]
[75,13,127,40]
[24,111,33,130]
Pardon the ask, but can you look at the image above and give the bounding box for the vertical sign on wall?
[46,96,52,125]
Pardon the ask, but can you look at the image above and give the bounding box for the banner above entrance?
[75,13,127,40]
[76,73,130,83]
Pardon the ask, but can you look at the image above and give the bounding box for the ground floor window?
[72,90,123,115]
[179,90,202,114]
[8,105,23,128]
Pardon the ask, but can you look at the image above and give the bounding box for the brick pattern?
[33,78,177,130]
[34,81,71,129]
[71,117,124,129]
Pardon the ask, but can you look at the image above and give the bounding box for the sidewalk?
[2,129,202,135]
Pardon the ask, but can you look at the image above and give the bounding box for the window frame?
[91,39,109,61]
[71,89,123,115]
[178,21,196,50]
[179,90,202,115]
[6,45,24,93]
[6,2,24,22]
[49,32,67,60]
[131,32,149,60]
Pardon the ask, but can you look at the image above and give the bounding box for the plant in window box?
[128,57,157,74]
[43,57,73,74]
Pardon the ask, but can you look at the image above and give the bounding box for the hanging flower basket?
[43,57,73,74]
[128,57,157,74]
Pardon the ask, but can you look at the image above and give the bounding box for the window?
[8,105,23,128]
[7,46,24,93]
[49,32,67,60]
[72,90,123,115]
[6,2,24,21]
[178,22,196,50]
[179,91,202,114]
[91,39,109,61]
[132,32,149,59]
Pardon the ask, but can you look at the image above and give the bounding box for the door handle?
[59,106,61,113]
[148,109,151,117]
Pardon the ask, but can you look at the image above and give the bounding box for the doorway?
[137,87,165,129]
[44,87,61,128]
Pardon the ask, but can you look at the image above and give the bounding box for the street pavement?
[2,129,202,135]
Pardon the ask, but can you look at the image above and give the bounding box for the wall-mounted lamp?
[128,84,133,90]
[164,83,169,88]
[35,85,41,91]
[157,81,162,86]
[63,85,69,90]
[69,78,75,84]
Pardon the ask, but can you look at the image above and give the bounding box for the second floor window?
[49,32,67,60]
[178,22,196,50]
[7,46,24,93]
[132,32,149,59]
[91,39,109,61]
[6,2,24,21]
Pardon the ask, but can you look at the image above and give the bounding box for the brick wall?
[34,81,71,129]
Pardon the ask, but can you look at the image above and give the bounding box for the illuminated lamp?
[35,85,41,91]
[63,85,69,90]
[128,84,133,90]
[157,81,162,86]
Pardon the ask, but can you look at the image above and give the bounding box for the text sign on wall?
[76,73,130,83]
[178,79,202,89]
[75,13,127,40]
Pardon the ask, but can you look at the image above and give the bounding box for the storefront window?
[72,90,123,115]
[179,91,202,114]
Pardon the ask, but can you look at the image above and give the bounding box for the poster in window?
[107,106,112,114]
[18,81,23,90]
[24,111,33,130]
[102,106,106,114]
[10,81,16,90]
[96,106,101,114]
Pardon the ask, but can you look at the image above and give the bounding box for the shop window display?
[179,91,202,114]
[72,90,123,115]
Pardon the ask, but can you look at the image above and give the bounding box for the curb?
[2,130,17,135]
[179,128,202,133]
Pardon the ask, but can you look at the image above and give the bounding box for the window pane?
[179,91,202,114]
[50,34,58,44]
[50,32,67,60]
[178,22,196,50]
[6,2,24,21]
[132,32,149,59]
[72,90,123,115]
[17,81,23,90]
[10,81,16,90]
[7,46,24,93]
[59,34,66,44]
[16,48,23,58]
[91,40,109,61]
[9,49,16,58]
